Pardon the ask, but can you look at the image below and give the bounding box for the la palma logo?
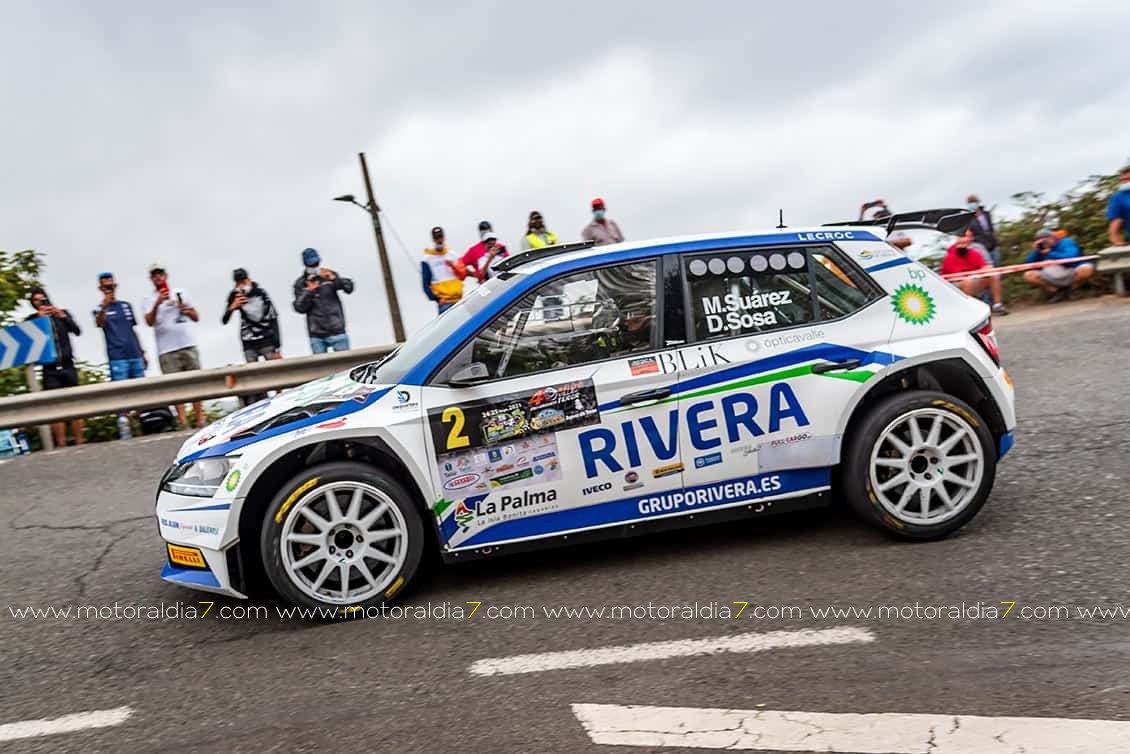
[891,283,936,325]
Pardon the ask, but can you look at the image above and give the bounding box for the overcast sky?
[3,0,1127,370]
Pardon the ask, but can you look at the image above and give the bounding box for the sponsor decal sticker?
[443,473,482,491]
[693,452,723,469]
[317,417,348,429]
[652,462,684,479]
[582,481,613,495]
[891,283,936,325]
[628,356,660,376]
[491,468,535,487]
[224,469,241,493]
[167,543,207,569]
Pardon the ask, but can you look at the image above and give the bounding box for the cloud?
[1,0,1126,372]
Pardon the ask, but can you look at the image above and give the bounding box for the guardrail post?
[25,364,54,451]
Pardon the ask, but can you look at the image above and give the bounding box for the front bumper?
[156,489,246,599]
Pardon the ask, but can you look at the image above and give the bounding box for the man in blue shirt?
[1022,229,1095,303]
[92,272,148,380]
[1107,165,1130,246]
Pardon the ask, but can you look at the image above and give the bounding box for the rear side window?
[684,249,815,341]
[684,246,880,341]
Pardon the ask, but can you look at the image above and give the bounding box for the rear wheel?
[260,461,425,616]
[842,390,996,540]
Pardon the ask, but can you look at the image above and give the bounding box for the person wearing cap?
[1107,164,1130,246]
[940,230,1009,315]
[965,194,999,266]
[1023,228,1094,302]
[521,211,559,250]
[580,198,624,246]
[93,272,147,382]
[292,247,354,353]
[461,221,509,282]
[421,226,467,314]
[26,286,84,446]
[223,268,281,363]
[143,264,204,428]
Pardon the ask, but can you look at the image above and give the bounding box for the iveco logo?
[582,482,613,495]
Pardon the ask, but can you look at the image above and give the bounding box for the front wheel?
[260,461,425,616]
[841,390,996,540]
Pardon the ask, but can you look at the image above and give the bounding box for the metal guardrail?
[0,344,396,427]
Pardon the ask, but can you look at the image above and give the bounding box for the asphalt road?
[2,300,1128,753]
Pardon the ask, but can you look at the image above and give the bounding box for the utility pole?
[357,152,406,343]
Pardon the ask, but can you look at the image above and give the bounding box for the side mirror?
[448,362,490,387]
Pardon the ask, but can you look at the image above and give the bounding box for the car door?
[674,244,892,510]
[421,258,686,553]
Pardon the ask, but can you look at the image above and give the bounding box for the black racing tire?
[841,390,997,540]
[260,461,425,617]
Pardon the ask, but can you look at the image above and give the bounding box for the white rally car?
[156,212,1016,614]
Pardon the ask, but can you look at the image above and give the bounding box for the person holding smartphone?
[26,286,84,446]
[143,263,205,429]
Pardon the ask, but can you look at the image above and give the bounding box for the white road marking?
[0,706,133,742]
[572,703,1130,753]
[469,626,873,677]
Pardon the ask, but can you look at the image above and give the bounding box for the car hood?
[178,369,391,460]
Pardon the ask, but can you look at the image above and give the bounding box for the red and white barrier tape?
[940,255,1099,282]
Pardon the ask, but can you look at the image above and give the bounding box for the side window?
[685,249,815,341]
[459,261,657,380]
[810,248,882,321]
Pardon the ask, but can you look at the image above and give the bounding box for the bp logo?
[892,283,936,325]
[224,469,242,492]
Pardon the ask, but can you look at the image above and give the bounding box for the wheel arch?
[837,357,1008,464]
[235,436,436,593]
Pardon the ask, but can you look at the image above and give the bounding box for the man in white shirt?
[142,263,205,429]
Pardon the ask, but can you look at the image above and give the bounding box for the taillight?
[972,319,1000,366]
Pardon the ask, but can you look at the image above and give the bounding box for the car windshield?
[350,273,526,384]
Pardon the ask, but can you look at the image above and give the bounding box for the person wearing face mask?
[521,211,558,250]
[293,247,354,353]
[940,230,1009,315]
[1106,165,1130,246]
[964,194,999,266]
[581,197,625,246]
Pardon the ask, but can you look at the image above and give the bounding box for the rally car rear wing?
[824,208,974,236]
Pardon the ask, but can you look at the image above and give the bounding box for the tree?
[0,249,43,326]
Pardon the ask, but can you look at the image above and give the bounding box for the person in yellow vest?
[521,210,559,250]
[420,226,466,314]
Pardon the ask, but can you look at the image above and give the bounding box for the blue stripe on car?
[177,387,391,463]
[161,562,222,588]
[998,430,1015,459]
[864,257,912,273]
[454,467,830,549]
[168,502,232,512]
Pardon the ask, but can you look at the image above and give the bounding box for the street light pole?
[355,152,405,343]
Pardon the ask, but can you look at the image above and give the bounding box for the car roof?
[514,226,885,275]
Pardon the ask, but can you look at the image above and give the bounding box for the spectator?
[860,199,911,249]
[292,247,354,353]
[223,268,281,362]
[26,287,84,446]
[421,226,466,314]
[1022,228,1095,303]
[462,221,509,282]
[965,194,1000,265]
[940,230,1009,315]
[143,263,205,429]
[581,197,625,246]
[521,211,558,250]
[1107,164,1130,246]
[93,272,147,381]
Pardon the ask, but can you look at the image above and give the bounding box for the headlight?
[161,458,234,497]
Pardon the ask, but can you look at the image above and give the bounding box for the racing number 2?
[442,406,471,450]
